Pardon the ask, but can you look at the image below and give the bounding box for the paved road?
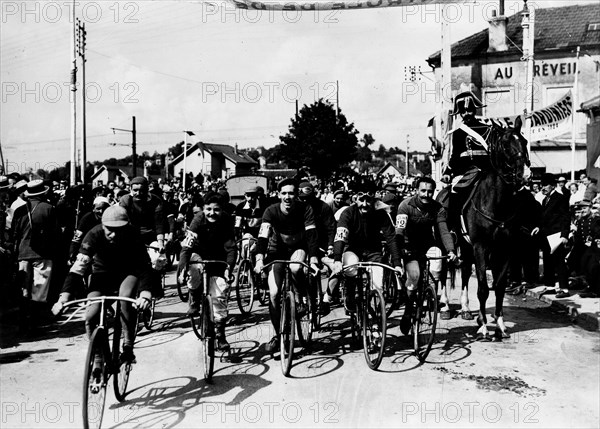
[1,271,599,428]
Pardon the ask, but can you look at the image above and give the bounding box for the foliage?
[279,99,359,179]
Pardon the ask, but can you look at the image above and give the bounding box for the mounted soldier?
[441,90,492,192]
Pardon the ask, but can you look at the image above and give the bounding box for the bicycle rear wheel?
[297,293,313,347]
[256,274,269,306]
[280,290,295,377]
[199,295,215,381]
[83,327,108,429]
[235,259,255,314]
[362,288,387,370]
[413,283,438,362]
[112,309,133,402]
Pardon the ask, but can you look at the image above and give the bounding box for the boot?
[215,321,230,351]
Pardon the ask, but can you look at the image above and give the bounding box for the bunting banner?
[481,90,573,143]
[231,0,468,11]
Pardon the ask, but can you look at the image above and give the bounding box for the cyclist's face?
[93,203,109,219]
[102,225,124,243]
[204,202,222,222]
[417,183,435,204]
[356,195,373,214]
[131,184,147,201]
[279,185,296,211]
[245,192,257,205]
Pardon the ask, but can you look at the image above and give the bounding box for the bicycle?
[185,259,231,382]
[260,259,319,377]
[234,237,258,314]
[411,254,448,363]
[338,262,398,370]
[57,296,140,429]
[381,241,402,317]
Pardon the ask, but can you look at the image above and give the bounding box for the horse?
[441,115,530,341]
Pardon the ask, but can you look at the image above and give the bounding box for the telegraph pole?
[110,116,137,179]
[70,0,77,185]
[77,19,87,184]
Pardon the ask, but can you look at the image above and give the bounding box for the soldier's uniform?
[571,201,600,293]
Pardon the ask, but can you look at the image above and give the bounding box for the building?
[579,95,600,180]
[171,142,258,180]
[90,165,164,188]
[427,2,600,175]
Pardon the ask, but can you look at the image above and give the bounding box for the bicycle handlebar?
[341,261,401,273]
[425,255,451,261]
[260,260,319,277]
[55,296,140,323]
[235,237,258,246]
[188,260,230,268]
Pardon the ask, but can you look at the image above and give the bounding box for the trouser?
[86,273,138,348]
[186,253,230,322]
[541,240,569,289]
[581,247,600,292]
[18,259,53,303]
[266,249,313,335]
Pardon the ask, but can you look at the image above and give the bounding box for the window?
[587,23,600,31]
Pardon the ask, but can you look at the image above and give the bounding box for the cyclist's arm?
[332,206,352,262]
[154,199,166,248]
[303,204,319,262]
[223,221,238,273]
[436,206,456,254]
[323,204,336,251]
[379,211,403,267]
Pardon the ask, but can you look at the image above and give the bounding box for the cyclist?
[234,185,265,263]
[254,178,319,353]
[68,196,110,262]
[52,205,153,364]
[119,176,167,250]
[178,194,237,351]
[395,176,457,335]
[330,189,403,311]
[119,176,167,298]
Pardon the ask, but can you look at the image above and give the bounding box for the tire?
[143,299,156,331]
[362,288,387,370]
[112,308,132,402]
[383,269,399,317]
[280,290,295,377]
[200,295,215,381]
[83,327,108,429]
[413,283,438,363]
[235,259,255,314]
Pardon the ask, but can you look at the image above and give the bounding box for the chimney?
[487,0,508,53]
[234,143,238,155]
[259,156,266,169]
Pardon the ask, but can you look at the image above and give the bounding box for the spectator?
[532,173,570,298]
[11,180,59,329]
[583,177,598,202]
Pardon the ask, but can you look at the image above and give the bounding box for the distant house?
[171,142,258,180]
[90,164,163,188]
[377,162,402,178]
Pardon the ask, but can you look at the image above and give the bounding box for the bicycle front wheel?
[112,310,133,402]
[235,259,255,314]
[382,268,399,317]
[362,288,387,370]
[176,272,189,303]
[83,327,108,429]
[280,290,295,377]
[200,295,215,381]
[143,299,156,331]
[413,283,438,362]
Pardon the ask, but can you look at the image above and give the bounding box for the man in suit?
[532,173,570,298]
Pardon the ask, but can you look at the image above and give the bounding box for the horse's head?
[489,116,530,185]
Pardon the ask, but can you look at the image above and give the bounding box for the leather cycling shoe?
[120,346,136,364]
[186,304,200,316]
[265,335,280,353]
[319,302,331,317]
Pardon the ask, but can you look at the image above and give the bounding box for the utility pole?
[110,116,137,179]
[69,0,77,185]
[0,140,5,174]
[77,19,87,184]
[406,134,410,177]
[336,80,340,118]
[183,130,195,194]
[571,46,580,182]
[521,0,535,158]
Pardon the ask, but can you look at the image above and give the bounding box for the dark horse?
[452,116,530,341]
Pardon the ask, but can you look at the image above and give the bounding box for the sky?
[1,0,593,173]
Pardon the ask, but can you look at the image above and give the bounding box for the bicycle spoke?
[83,328,107,429]
[363,289,386,370]
[414,285,438,362]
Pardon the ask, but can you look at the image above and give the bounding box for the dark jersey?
[257,202,318,259]
[63,224,153,294]
[179,211,237,275]
[119,193,166,244]
[333,204,401,267]
[69,211,100,257]
[235,200,265,238]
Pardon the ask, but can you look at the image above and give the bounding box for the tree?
[279,99,359,179]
